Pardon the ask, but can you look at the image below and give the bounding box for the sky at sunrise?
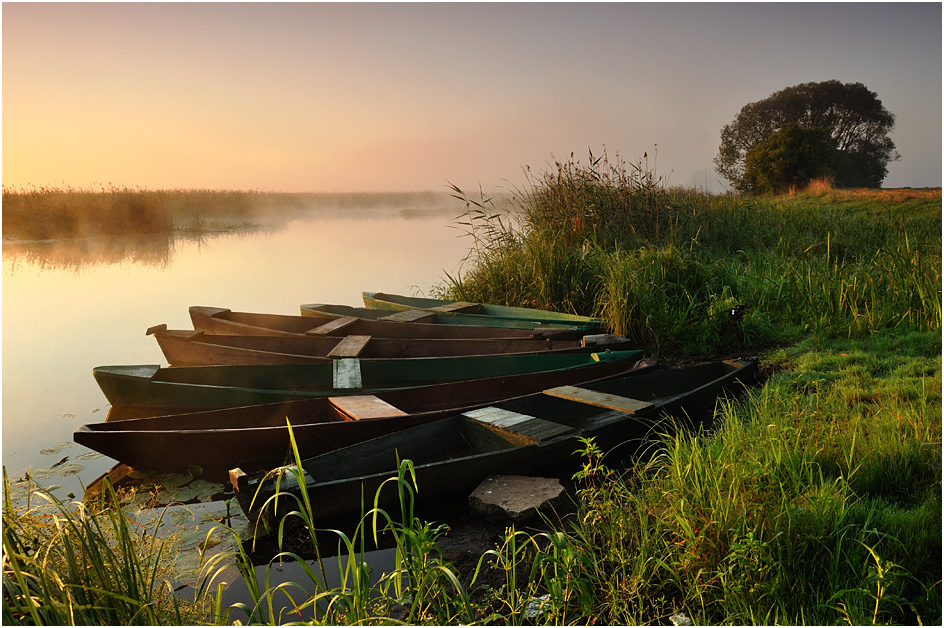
[2,2,941,193]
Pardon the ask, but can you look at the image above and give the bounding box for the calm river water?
[2,204,472,496]
[2,202,495,612]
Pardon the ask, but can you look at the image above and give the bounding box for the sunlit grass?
[2,469,210,625]
[440,152,941,356]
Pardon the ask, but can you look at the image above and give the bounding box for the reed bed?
[1,186,460,240]
[442,154,941,356]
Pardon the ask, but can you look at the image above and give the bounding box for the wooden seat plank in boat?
[429,301,480,314]
[306,316,359,336]
[462,406,572,441]
[329,394,408,420]
[333,358,362,389]
[377,309,438,323]
[543,385,653,414]
[327,335,372,358]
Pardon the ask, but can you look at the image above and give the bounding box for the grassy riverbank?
[3,162,940,624]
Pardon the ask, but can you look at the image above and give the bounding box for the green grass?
[2,470,209,625]
[440,154,941,357]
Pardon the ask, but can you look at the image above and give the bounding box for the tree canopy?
[715,80,899,192]
[742,123,836,194]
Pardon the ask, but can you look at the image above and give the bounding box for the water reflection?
[2,205,466,274]
[3,234,178,272]
[2,204,472,499]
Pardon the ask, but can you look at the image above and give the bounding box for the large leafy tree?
[715,80,899,192]
[742,123,836,193]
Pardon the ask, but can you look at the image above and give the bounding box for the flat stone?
[468,475,567,524]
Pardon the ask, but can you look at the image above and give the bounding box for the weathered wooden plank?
[305,316,359,335]
[329,394,408,420]
[333,358,362,389]
[430,301,480,313]
[463,406,534,429]
[327,335,372,358]
[581,333,628,347]
[462,407,572,441]
[513,419,573,441]
[543,385,653,414]
[378,309,438,323]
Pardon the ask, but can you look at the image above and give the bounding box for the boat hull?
[190,305,581,339]
[362,291,602,331]
[76,359,657,479]
[92,350,645,413]
[149,326,631,366]
[233,358,758,522]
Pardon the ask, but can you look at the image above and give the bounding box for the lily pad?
[179,528,209,549]
[127,468,159,480]
[39,442,74,455]
[76,452,104,460]
[29,467,53,480]
[172,551,202,578]
[160,473,194,489]
[51,462,84,477]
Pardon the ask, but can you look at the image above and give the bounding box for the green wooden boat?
[74,360,657,480]
[300,303,561,330]
[191,305,580,340]
[148,324,632,366]
[92,349,643,416]
[362,291,603,332]
[231,358,758,523]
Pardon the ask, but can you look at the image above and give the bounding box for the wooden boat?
[190,306,582,340]
[362,291,602,332]
[299,302,564,330]
[147,324,632,366]
[74,359,658,480]
[230,358,758,522]
[92,349,644,416]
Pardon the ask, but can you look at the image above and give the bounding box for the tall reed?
[197,423,476,625]
[2,469,205,625]
[442,152,941,356]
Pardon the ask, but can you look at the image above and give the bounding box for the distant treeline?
[1,186,481,240]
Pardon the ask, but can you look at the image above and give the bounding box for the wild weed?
[2,468,206,625]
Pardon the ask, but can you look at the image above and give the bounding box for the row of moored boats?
[75,291,757,523]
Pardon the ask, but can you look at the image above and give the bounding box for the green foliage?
[2,469,206,625]
[442,154,940,357]
[743,123,837,194]
[198,424,477,625]
[715,80,899,191]
[543,332,940,625]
